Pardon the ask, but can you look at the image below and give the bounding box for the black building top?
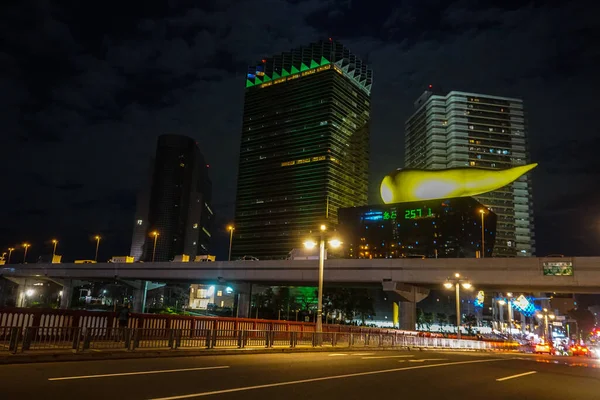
[338,197,497,259]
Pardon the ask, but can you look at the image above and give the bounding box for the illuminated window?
[469,161,476,166]
[193,223,198,229]
[137,219,143,225]
[220,301,224,307]
[193,241,197,245]
[217,290,223,297]
[180,163,185,167]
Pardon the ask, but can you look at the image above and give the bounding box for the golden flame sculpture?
[380,163,537,204]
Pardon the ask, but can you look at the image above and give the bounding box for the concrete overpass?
[2,257,597,329]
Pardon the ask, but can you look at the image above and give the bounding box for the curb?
[0,346,507,365]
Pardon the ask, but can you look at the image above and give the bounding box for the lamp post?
[536,308,555,343]
[479,209,486,258]
[444,273,472,340]
[227,225,235,261]
[22,243,30,263]
[7,247,14,264]
[304,224,341,333]
[51,239,58,258]
[151,231,159,262]
[94,236,101,261]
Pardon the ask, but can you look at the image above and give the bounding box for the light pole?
[94,236,101,261]
[7,248,14,264]
[227,225,235,261]
[444,273,472,340]
[304,224,341,333]
[51,239,58,258]
[151,231,159,262]
[536,308,555,343]
[22,243,30,263]
[479,209,486,258]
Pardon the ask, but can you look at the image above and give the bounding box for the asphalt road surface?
[1,350,599,399]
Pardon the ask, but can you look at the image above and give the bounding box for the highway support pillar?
[4,277,30,307]
[233,282,252,318]
[383,281,430,331]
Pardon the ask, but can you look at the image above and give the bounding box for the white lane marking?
[148,359,505,400]
[409,359,448,363]
[328,354,348,357]
[350,353,375,356]
[49,366,229,381]
[361,355,414,360]
[496,371,537,382]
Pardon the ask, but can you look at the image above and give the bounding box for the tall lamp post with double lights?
[7,247,14,264]
[304,224,341,333]
[536,308,555,342]
[497,292,514,340]
[51,239,58,258]
[444,273,473,340]
[22,243,31,263]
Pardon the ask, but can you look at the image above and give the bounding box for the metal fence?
[0,326,517,354]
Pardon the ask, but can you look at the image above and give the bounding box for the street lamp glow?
[549,314,556,320]
[454,273,460,278]
[498,299,506,305]
[94,235,101,261]
[25,289,35,297]
[329,239,342,248]
[506,292,513,298]
[461,282,472,289]
[320,224,327,231]
[227,225,235,261]
[443,281,454,289]
[150,231,160,262]
[536,313,543,319]
[303,240,317,250]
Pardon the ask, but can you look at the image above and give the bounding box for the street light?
[479,209,486,258]
[94,235,101,261]
[51,239,58,257]
[25,289,35,297]
[150,231,159,262]
[304,224,341,333]
[536,308,556,342]
[7,247,14,264]
[22,243,30,263]
[443,273,473,340]
[227,225,235,261]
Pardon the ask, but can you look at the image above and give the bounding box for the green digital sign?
[542,261,574,276]
[404,208,433,219]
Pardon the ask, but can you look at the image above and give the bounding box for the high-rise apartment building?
[233,40,372,260]
[404,89,534,257]
[130,134,213,262]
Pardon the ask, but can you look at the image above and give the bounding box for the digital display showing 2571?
[404,208,433,219]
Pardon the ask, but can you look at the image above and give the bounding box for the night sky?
[1,0,598,262]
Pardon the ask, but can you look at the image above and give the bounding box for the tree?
[436,313,448,330]
[423,312,434,331]
[464,314,477,336]
[568,307,596,339]
[416,308,425,330]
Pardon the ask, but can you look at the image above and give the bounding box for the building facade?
[404,89,534,257]
[130,134,213,262]
[338,197,497,259]
[232,40,372,260]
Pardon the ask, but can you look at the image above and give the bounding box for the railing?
[0,326,518,354]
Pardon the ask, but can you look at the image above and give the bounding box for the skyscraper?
[130,134,213,262]
[404,89,534,257]
[233,39,372,260]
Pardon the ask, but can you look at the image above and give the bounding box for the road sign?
[542,261,573,276]
[552,321,563,326]
[556,315,566,321]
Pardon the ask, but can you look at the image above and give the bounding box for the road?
[1,351,599,399]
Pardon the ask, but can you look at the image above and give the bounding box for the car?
[571,345,591,357]
[535,343,553,354]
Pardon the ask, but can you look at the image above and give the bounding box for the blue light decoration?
[361,211,383,221]
[512,294,537,317]
[474,291,485,308]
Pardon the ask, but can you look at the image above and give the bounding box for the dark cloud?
[0,0,597,260]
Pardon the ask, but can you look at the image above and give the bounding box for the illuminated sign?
[404,208,433,219]
[512,295,537,317]
[542,261,573,276]
[380,164,538,204]
[474,291,485,308]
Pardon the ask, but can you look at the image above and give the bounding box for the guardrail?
[0,326,517,354]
